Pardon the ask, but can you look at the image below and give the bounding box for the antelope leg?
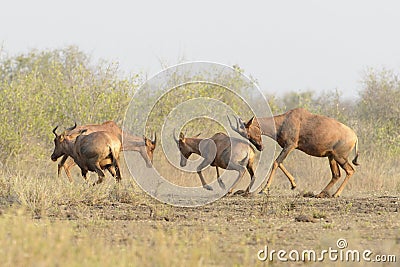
[278,164,297,189]
[317,156,341,198]
[227,167,245,195]
[259,145,295,193]
[196,158,213,190]
[216,166,226,189]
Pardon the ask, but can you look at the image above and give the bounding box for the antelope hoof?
[93,179,104,186]
[242,191,251,197]
[332,193,341,198]
[291,185,297,190]
[316,191,331,198]
[232,190,246,196]
[258,191,267,195]
[203,184,213,191]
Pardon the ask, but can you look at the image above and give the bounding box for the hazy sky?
[1,0,400,99]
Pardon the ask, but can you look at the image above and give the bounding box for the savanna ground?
[1,150,399,267]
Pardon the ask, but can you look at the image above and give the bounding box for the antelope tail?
[352,138,360,166]
[109,146,118,166]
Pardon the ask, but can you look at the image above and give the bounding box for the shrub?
[0,46,138,160]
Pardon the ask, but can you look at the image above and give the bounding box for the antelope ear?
[143,135,153,146]
[246,116,256,127]
[179,132,185,141]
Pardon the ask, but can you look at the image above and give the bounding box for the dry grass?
[0,211,225,267]
[0,153,399,266]
[265,149,400,197]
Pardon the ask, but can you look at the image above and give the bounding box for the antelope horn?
[227,115,237,131]
[66,122,77,131]
[237,116,247,130]
[153,132,157,144]
[52,126,59,136]
[173,128,179,143]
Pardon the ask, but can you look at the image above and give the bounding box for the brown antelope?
[51,127,122,185]
[229,108,359,197]
[56,121,156,182]
[174,131,256,195]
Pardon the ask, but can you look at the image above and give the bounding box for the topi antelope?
[229,108,359,198]
[55,121,156,182]
[174,131,256,195]
[51,127,122,185]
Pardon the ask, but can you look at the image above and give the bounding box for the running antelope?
[51,127,122,185]
[55,121,156,182]
[174,131,256,195]
[229,108,359,197]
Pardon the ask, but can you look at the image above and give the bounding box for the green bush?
[356,68,400,155]
[0,46,398,163]
[0,46,137,160]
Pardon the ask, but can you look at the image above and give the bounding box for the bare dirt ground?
[50,191,399,266]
